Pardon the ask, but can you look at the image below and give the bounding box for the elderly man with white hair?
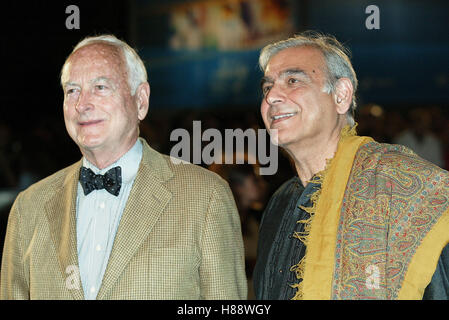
[1,35,247,300]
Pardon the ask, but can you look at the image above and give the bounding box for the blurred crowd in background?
[1,103,448,298]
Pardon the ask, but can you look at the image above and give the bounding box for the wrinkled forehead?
[71,42,122,63]
[265,45,327,76]
[61,42,127,83]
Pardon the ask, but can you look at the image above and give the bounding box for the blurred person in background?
[393,107,444,168]
[209,159,267,299]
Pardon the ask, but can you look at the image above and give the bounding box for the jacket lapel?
[45,161,84,300]
[97,139,173,299]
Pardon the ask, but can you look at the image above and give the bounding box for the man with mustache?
[254,32,449,300]
[1,35,246,300]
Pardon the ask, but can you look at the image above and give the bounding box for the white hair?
[259,31,358,126]
[61,34,147,95]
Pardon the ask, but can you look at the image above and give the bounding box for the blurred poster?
[132,0,298,109]
[168,0,294,51]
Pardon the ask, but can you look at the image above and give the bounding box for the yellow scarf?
[291,126,449,299]
[291,125,372,299]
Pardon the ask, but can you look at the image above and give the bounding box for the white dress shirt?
[76,139,142,299]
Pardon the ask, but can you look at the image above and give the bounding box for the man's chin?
[269,132,294,149]
[269,128,292,147]
[76,136,105,151]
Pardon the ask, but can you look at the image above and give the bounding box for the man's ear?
[135,82,150,121]
[333,78,353,115]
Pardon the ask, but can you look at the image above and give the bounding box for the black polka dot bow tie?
[79,166,122,196]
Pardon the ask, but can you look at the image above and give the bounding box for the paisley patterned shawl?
[301,135,449,300]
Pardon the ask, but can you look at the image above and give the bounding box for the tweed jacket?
[0,138,247,300]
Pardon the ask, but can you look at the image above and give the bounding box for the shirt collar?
[82,139,143,185]
[295,175,322,207]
